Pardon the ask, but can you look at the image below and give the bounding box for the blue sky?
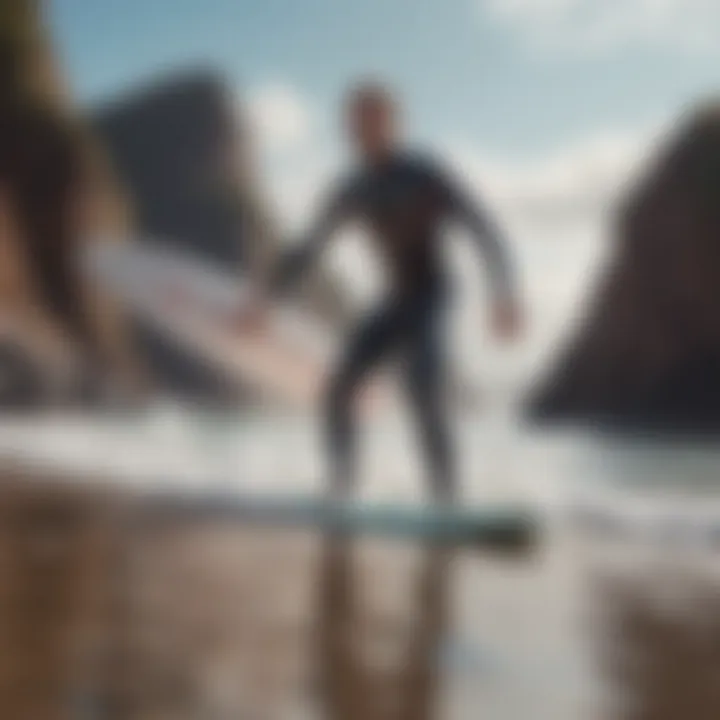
[49,0,719,157]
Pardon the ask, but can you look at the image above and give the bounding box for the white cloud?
[484,0,720,55]
[438,119,671,373]
[247,83,315,154]
[442,121,665,242]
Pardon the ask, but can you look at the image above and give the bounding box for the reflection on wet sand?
[3,469,720,719]
[595,569,720,720]
[316,538,451,720]
[0,471,456,719]
[109,518,457,719]
[0,477,122,720]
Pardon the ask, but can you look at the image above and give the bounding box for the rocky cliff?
[0,0,141,407]
[529,105,720,433]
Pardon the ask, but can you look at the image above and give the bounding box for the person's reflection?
[315,537,452,720]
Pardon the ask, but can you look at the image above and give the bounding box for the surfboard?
[83,240,338,408]
[134,488,538,548]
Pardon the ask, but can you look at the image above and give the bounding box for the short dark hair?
[345,79,397,114]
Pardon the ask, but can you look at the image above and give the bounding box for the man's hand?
[236,289,270,336]
[491,297,524,341]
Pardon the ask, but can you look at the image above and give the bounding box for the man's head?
[345,80,400,162]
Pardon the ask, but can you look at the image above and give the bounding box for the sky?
[48,0,720,384]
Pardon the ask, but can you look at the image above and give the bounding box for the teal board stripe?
[138,490,539,546]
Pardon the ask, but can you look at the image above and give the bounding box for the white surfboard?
[83,240,338,408]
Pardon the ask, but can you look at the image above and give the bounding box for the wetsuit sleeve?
[433,161,517,303]
[267,181,354,297]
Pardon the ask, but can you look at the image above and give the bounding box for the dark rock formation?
[93,72,249,268]
[529,105,720,433]
[92,71,350,402]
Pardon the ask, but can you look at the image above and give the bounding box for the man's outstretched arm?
[238,182,353,332]
[433,161,522,337]
[266,183,353,297]
[444,175,515,300]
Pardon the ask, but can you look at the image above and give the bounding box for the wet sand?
[0,467,719,720]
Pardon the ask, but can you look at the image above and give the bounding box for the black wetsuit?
[271,150,515,500]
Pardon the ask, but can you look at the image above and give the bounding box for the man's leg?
[325,304,401,499]
[404,296,456,503]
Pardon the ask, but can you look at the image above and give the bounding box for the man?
[245,81,523,502]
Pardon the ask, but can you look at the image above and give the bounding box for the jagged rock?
[528,104,720,433]
[93,73,250,268]
[92,71,350,402]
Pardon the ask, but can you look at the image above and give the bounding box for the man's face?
[347,95,398,160]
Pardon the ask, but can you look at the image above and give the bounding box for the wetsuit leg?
[403,290,456,502]
[325,302,404,498]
